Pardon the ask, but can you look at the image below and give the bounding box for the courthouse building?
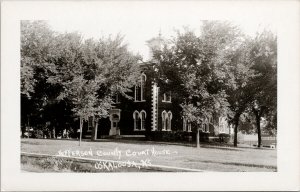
[82,35,233,141]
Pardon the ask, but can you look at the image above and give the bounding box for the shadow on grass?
[91,139,244,151]
[186,159,277,171]
[21,138,266,152]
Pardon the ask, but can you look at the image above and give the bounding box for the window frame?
[162,92,172,103]
[183,117,192,132]
[161,110,167,131]
[167,111,172,131]
[202,118,210,133]
[88,116,94,131]
[134,73,147,102]
[140,110,146,131]
[133,111,140,131]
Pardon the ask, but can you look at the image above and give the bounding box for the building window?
[162,92,171,102]
[183,117,192,132]
[141,74,146,101]
[135,74,146,102]
[203,124,208,132]
[219,117,226,133]
[133,111,140,130]
[133,110,146,131]
[162,110,172,131]
[188,122,192,132]
[112,94,120,104]
[167,111,172,130]
[140,110,146,130]
[162,111,167,131]
[88,116,94,131]
[202,118,209,132]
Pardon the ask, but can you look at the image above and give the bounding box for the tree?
[50,34,141,144]
[224,38,256,147]
[238,113,256,134]
[152,21,244,148]
[21,21,141,142]
[248,30,277,147]
[21,21,55,98]
[21,21,62,137]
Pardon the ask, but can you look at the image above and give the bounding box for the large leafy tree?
[21,21,141,141]
[248,30,277,147]
[224,38,256,147]
[49,34,141,143]
[152,21,244,147]
[21,21,62,137]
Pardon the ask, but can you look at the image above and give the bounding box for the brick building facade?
[81,63,233,141]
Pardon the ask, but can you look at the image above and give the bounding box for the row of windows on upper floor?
[112,73,172,103]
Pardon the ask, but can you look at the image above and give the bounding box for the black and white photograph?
[20,19,278,173]
[1,0,300,191]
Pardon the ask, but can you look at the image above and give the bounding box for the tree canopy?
[151,21,277,147]
[21,21,141,138]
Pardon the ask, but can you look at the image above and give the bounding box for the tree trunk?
[196,128,200,148]
[92,120,98,141]
[256,118,262,148]
[233,116,240,147]
[79,117,83,146]
[27,115,30,138]
[253,108,262,148]
[21,126,26,138]
[52,126,56,139]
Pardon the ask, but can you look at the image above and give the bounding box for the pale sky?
[48,18,276,61]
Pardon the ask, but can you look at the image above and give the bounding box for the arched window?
[133,111,140,130]
[140,110,146,130]
[162,111,172,131]
[167,111,172,130]
[88,116,94,131]
[162,111,167,130]
[115,94,120,103]
[135,85,141,101]
[203,118,209,132]
[219,117,226,133]
[187,121,192,132]
[141,74,146,101]
[183,117,192,132]
[135,74,146,102]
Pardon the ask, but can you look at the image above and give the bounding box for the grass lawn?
[21,138,277,172]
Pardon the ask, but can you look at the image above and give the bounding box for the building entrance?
[109,109,121,136]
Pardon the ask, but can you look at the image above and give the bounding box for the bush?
[200,132,210,142]
[32,129,44,139]
[219,133,230,143]
[147,131,181,142]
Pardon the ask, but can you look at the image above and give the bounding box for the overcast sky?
[48,15,276,61]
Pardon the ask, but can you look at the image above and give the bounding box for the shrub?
[219,133,230,143]
[32,129,44,139]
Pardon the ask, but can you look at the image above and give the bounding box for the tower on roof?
[146,30,165,61]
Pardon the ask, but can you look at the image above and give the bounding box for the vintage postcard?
[1,0,300,191]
